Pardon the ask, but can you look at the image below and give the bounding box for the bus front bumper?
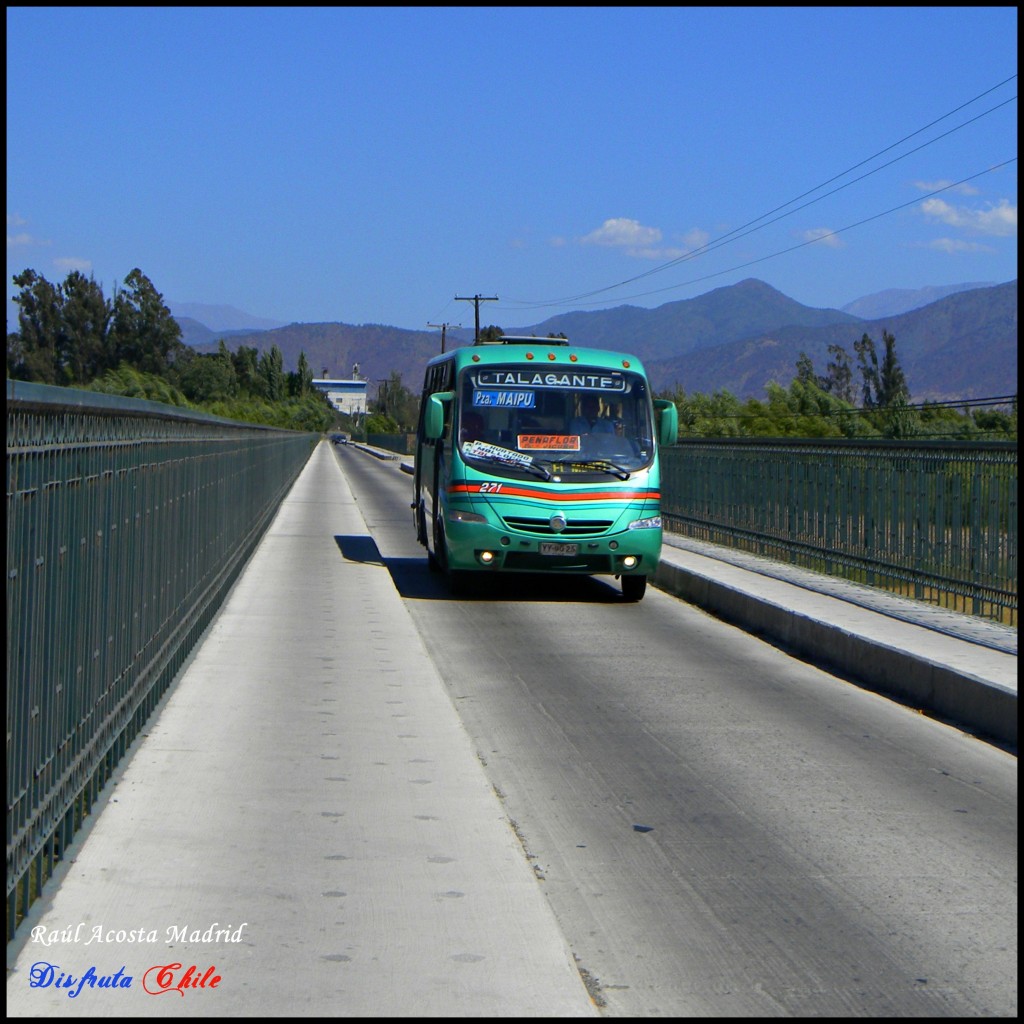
[444,514,661,575]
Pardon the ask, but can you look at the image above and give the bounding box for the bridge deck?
[6,440,1015,1015]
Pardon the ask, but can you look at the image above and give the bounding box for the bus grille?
[501,516,613,536]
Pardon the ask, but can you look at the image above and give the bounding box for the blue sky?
[6,6,1017,333]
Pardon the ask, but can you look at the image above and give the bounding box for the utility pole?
[455,294,498,343]
[427,322,461,354]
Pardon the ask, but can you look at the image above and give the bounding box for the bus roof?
[425,338,647,375]
[474,335,570,347]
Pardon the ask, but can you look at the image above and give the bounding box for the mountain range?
[174,278,1017,403]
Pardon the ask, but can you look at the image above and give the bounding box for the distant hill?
[188,320,444,387]
[644,281,1017,401]
[502,278,863,363]
[181,278,1017,403]
[174,316,284,348]
[169,302,287,334]
[839,282,995,319]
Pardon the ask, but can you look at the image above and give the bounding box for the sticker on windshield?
[462,440,534,466]
[473,389,536,408]
[518,434,581,451]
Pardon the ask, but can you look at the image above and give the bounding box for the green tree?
[854,333,880,407]
[87,365,191,406]
[795,352,816,386]
[177,351,240,403]
[855,330,909,409]
[292,351,313,397]
[663,385,745,437]
[875,330,909,407]
[216,339,240,397]
[478,325,504,343]
[377,370,418,431]
[365,411,400,434]
[60,271,112,382]
[257,344,286,401]
[232,345,261,396]
[109,268,185,375]
[9,269,63,383]
[739,379,870,438]
[818,343,855,404]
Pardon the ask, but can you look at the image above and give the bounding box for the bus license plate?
[540,542,578,556]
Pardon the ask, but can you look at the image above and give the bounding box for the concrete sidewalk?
[655,534,1017,750]
[6,441,597,1017]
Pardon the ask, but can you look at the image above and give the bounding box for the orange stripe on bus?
[449,484,659,501]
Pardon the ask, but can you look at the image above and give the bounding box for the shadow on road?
[333,535,626,603]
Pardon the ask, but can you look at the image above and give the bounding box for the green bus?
[413,336,678,600]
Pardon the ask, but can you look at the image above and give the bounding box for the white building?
[311,378,368,415]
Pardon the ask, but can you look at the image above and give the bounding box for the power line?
[515,158,1017,310]
[501,75,1018,312]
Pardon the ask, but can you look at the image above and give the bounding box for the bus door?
[415,363,454,554]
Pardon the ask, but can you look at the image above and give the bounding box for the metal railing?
[660,438,1018,626]
[6,381,317,940]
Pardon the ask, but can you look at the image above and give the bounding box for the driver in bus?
[570,393,615,434]
[460,410,485,443]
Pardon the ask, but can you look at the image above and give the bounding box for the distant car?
[331,432,349,445]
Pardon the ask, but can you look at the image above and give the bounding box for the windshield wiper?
[563,459,631,480]
[468,451,552,481]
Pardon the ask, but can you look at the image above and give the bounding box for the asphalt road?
[334,442,1018,1018]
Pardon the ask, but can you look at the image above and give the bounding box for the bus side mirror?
[425,391,454,440]
[654,399,678,446]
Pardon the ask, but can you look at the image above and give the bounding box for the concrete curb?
[343,441,402,461]
[653,558,1017,750]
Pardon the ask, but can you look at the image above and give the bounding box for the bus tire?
[431,514,448,573]
[415,499,428,546]
[621,574,647,601]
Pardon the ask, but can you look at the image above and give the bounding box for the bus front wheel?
[437,521,470,594]
[621,574,647,602]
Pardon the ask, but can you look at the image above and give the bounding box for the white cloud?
[801,227,843,248]
[679,228,710,252]
[578,218,701,260]
[581,218,662,248]
[629,246,689,261]
[920,197,1017,236]
[7,212,50,249]
[921,237,994,254]
[53,257,92,273]
[913,179,980,196]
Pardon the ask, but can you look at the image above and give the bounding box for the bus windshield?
[456,363,656,480]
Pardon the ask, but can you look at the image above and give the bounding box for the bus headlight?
[449,509,487,523]
[622,555,639,569]
[479,550,496,564]
[627,515,661,530]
